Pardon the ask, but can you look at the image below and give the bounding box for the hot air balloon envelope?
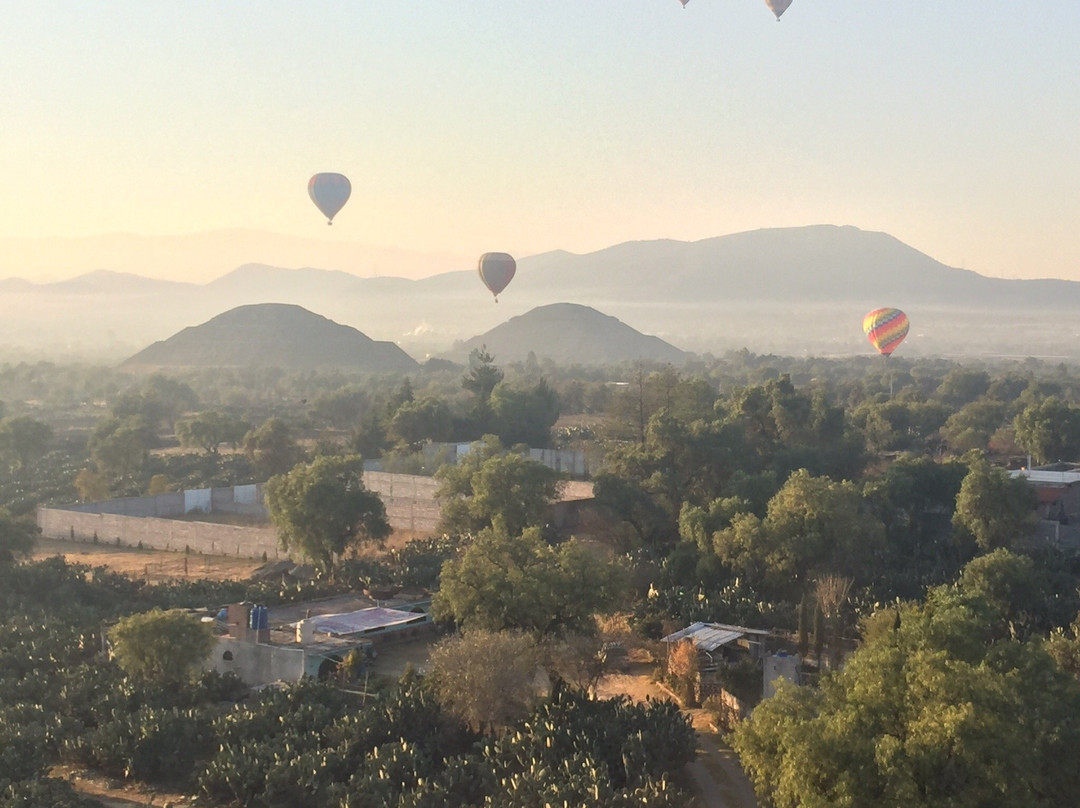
[478,253,516,301]
[863,308,909,356]
[308,173,351,224]
[765,0,793,18]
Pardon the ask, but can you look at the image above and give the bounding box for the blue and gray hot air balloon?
[308,172,351,225]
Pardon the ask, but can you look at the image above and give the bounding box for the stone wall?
[37,470,593,557]
[37,507,281,559]
[362,472,443,533]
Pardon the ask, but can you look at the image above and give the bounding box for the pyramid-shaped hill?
[448,303,689,365]
[123,304,418,372]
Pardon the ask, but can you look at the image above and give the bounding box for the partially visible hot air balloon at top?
[863,308,910,357]
[677,0,689,7]
[478,253,516,302]
[765,0,793,19]
[308,173,351,225]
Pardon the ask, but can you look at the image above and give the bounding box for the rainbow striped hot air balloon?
[863,308,909,356]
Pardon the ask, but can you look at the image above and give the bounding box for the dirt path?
[595,661,758,808]
[51,766,190,808]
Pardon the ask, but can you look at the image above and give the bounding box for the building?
[207,597,434,688]
[661,622,797,717]
[1010,463,1080,549]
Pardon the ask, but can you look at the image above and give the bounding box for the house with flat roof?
[1010,463,1080,549]
[207,597,434,688]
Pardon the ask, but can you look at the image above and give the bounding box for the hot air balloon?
[478,253,516,302]
[863,308,910,357]
[308,173,351,225]
[765,0,793,19]
[677,0,689,6]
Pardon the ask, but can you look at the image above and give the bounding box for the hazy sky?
[2,1,1078,282]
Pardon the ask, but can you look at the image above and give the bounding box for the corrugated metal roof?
[301,607,426,636]
[661,622,771,652]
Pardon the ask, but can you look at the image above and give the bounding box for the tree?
[427,629,542,732]
[462,346,504,405]
[244,417,301,479]
[112,374,199,432]
[595,411,747,550]
[146,473,172,495]
[489,378,561,448]
[941,398,1008,454]
[952,451,1036,552]
[545,633,612,695]
[732,580,1080,808]
[462,346,504,434]
[108,608,214,685]
[264,454,390,575]
[863,455,968,592]
[855,397,950,455]
[175,410,250,455]
[386,396,454,449]
[310,386,370,429]
[667,639,700,706]
[0,508,36,567]
[433,525,625,635]
[713,469,885,596]
[934,368,991,407]
[435,436,562,536]
[88,416,152,484]
[1013,396,1080,464]
[0,415,53,477]
[74,468,110,502]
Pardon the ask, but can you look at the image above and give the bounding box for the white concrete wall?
[37,507,281,558]
[210,638,306,687]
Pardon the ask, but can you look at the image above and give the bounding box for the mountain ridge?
[6,225,1080,360]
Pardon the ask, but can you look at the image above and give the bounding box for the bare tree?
[427,629,543,734]
[815,574,853,670]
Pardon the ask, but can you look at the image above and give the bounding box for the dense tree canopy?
[435,436,562,536]
[734,568,1080,808]
[1013,396,1080,465]
[952,452,1037,552]
[712,469,885,597]
[433,526,625,634]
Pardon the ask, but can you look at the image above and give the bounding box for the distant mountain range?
[123,304,418,372]
[4,225,1080,361]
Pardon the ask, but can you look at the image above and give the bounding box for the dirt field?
[32,537,265,582]
[31,526,429,583]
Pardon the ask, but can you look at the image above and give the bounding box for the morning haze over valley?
[4,225,1080,363]
[4,4,1080,808]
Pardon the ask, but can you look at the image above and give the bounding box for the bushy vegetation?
[0,554,694,806]
[9,351,1080,804]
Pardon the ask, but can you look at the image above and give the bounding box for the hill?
[448,303,688,365]
[8,225,1080,361]
[122,304,419,372]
